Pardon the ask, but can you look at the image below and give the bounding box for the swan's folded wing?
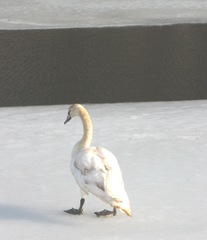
[73,148,107,175]
[72,147,128,205]
[72,149,110,197]
[73,147,123,183]
[95,147,122,174]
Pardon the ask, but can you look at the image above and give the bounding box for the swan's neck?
[73,107,92,154]
[80,109,92,147]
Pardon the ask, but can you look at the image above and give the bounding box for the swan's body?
[64,104,132,217]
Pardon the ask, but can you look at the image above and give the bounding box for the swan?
[64,104,132,217]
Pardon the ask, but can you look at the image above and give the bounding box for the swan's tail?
[118,206,132,217]
[112,197,132,217]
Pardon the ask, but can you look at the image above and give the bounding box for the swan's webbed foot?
[94,207,117,217]
[64,198,85,215]
[64,208,83,215]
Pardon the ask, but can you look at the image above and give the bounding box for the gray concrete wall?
[0,24,207,106]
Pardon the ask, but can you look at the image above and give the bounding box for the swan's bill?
[64,116,71,124]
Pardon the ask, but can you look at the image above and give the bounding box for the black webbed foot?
[64,198,85,215]
[94,208,116,217]
[64,208,83,215]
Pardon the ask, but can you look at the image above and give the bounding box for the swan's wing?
[75,147,123,178]
[73,148,108,175]
[71,148,108,195]
[72,147,131,215]
[93,147,123,177]
[95,147,130,205]
[72,147,127,203]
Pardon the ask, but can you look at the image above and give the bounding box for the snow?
[0,0,207,29]
[0,100,207,239]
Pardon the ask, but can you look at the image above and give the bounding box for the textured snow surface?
[0,0,207,29]
[0,100,207,239]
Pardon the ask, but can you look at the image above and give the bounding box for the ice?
[0,100,207,239]
[0,0,207,29]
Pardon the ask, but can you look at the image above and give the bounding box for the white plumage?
[64,104,132,217]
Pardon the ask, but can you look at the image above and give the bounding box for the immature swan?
[64,104,132,217]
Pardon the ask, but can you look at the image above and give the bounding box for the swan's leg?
[64,198,85,215]
[94,207,117,217]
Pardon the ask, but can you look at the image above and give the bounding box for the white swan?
[64,104,132,217]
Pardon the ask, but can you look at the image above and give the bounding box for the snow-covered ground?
[0,0,207,29]
[0,100,207,239]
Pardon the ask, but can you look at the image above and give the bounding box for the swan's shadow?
[0,203,66,225]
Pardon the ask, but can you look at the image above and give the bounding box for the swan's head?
[64,104,81,124]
